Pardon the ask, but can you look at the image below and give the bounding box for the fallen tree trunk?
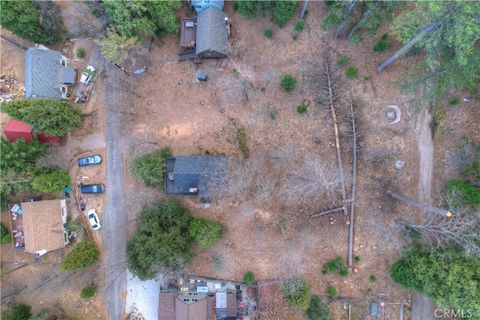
[334,0,358,39]
[389,193,452,217]
[376,21,441,73]
[347,8,373,40]
[300,0,309,19]
[347,93,357,267]
[311,206,345,218]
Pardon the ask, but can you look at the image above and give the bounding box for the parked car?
[80,66,96,84]
[78,155,102,167]
[87,209,101,230]
[80,183,105,194]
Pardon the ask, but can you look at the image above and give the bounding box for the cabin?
[25,45,76,100]
[196,7,229,59]
[165,156,227,203]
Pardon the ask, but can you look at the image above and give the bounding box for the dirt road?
[412,108,435,320]
[104,65,130,320]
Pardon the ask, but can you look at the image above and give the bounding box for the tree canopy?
[2,303,32,320]
[32,170,71,193]
[127,201,194,280]
[61,241,99,271]
[307,295,333,320]
[101,0,181,39]
[0,1,62,44]
[130,147,172,188]
[234,1,298,27]
[95,28,137,65]
[391,246,480,316]
[1,99,81,136]
[282,277,311,310]
[188,218,224,248]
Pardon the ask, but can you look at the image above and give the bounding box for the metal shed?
[3,119,33,143]
[195,7,229,59]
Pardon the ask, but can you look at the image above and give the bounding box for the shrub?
[364,76,371,81]
[280,74,297,92]
[4,303,32,320]
[373,34,390,53]
[232,68,240,76]
[462,160,480,179]
[292,34,298,41]
[297,105,308,114]
[235,1,297,27]
[445,179,480,207]
[316,96,324,106]
[307,295,333,320]
[336,56,348,66]
[369,275,377,282]
[283,277,311,310]
[29,309,49,320]
[61,241,99,271]
[264,28,273,38]
[188,218,224,248]
[243,271,255,285]
[354,255,360,262]
[76,47,86,59]
[295,19,305,32]
[448,97,459,105]
[130,147,172,188]
[322,256,348,276]
[326,285,337,299]
[236,127,250,160]
[128,201,193,280]
[1,222,12,244]
[80,284,97,298]
[391,246,480,315]
[345,67,358,79]
[31,170,70,193]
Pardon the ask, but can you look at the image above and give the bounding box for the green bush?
[364,76,371,81]
[292,34,298,41]
[373,34,390,53]
[264,28,273,38]
[391,246,480,316]
[295,19,305,32]
[29,309,49,320]
[322,256,348,276]
[462,160,480,179]
[1,222,12,244]
[188,218,224,248]
[283,277,311,310]
[235,1,297,27]
[76,47,86,59]
[445,179,480,208]
[61,241,99,271]
[326,285,337,299]
[345,67,358,79]
[448,97,459,105]
[354,255,360,262]
[297,105,308,114]
[80,284,97,298]
[280,74,297,92]
[307,295,333,320]
[3,303,32,320]
[128,201,193,280]
[369,275,377,282]
[130,147,172,188]
[316,96,324,106]
[31,170,70,193]
[336,56,348,66]
[243,271,255,285]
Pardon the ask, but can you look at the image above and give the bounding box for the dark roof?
[195,7,228,56]
[25,47,73,99]
[159,292,176,320]
[166,156,227,201]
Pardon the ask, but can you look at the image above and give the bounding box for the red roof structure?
[38,133,61,146]
[3,119,33,143]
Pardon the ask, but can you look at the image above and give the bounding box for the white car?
[80,66,96,84]
[87,209,101,230]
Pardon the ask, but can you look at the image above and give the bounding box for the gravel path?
[104,65,130,320]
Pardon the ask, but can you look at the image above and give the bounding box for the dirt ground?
[119,2,426,319]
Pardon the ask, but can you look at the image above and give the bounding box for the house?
[165,156,227,203]
[190,0,224,13]
[215,291,237,320]
[21,199,69,256]
[3,119,61,145]
[195,7,229,59]
[159,292,215,320]
[25,45,76,100]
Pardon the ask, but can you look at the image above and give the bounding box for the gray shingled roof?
[166,156,227,201]
[195,7,228,56]
[25,48,72,99]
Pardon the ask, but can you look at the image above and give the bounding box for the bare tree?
[398,211,480,257]
[284,158,341,205]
